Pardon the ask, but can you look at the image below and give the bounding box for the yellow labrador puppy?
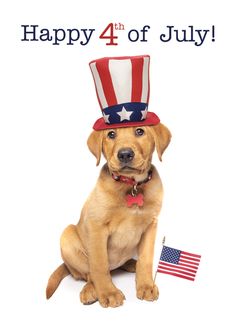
[46,123,171,307]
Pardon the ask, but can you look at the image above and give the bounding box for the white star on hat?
[117,106,133,122]
[141,107,148,120]
[103,112,110,123]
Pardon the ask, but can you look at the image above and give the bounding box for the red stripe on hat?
[147,58,150,103]
[131,57,143,102]
[96,59,117,107]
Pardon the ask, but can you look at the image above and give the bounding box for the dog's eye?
[107,131,116,139]
[135,128,145,136]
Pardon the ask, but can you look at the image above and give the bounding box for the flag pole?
[153,269,158,283]
[154,236,166,284]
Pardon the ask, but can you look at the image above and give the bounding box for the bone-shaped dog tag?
[126,193,144,207]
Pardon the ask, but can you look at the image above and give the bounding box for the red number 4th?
[99,23,118,45]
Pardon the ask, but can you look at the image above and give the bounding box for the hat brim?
[93,112,160,131]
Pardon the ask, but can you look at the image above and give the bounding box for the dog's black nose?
[117,148,135,163]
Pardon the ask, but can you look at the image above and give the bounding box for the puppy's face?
[103,127,154,175]
[87,123,171,175]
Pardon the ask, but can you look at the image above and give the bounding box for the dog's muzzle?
[117,148,135,164]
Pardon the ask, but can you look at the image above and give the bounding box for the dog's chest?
[107,210,152,270]
[108,209,151,250]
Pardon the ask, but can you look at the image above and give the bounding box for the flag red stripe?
[181,251,201,258]
[158,265,196,277]
[179,258,199,266]
[180,254,201,262]
[131,57,143,102]
[96,59,117,106]
[158,261,197,274]
[157,269,195,281]
[178,262,198,270]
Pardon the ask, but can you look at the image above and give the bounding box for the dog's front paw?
[137,283,159,301]
[98,288,125,308]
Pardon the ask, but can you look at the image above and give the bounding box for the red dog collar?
[111,170,152,207]
[112,170,152,186]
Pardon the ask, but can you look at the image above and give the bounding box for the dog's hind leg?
[60,225,89,280]
[80,277,98,305]
[46,225,89,299]
[119,259,137,273]
[64,263,85,281]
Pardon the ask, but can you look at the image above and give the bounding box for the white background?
[0,0,236,329]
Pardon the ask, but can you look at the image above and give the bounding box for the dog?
[46,123,171,307]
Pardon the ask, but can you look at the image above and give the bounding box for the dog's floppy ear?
[87,130,103,166]
[150,123,171,161]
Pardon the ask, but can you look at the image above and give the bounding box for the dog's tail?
[46,263,70,299]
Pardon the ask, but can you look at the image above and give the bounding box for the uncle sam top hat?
[89,55,160,130]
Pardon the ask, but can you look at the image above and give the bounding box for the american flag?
[157,245,201,281]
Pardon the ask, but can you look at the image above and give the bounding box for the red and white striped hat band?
[89,55,160,130]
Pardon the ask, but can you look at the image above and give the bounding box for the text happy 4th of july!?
[21,24,215,47]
